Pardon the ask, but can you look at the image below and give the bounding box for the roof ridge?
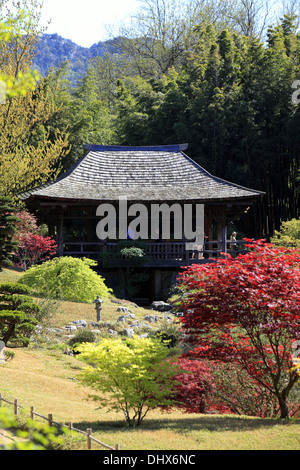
[83,144,189,152]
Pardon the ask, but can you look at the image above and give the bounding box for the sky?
[40,0,141,47]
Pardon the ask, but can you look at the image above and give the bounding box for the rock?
[131,321,142,328]
[151,301,172,312]
[164,314,174,321]
[117,306,130,314]
[108,329,118,336]
[64,348,73,356]
[47,327,64,334]
[72,320,87,328]
[117,315,126,323]
[123,328,135,338]
[64,325,77,332]
[139,333,149,338]
[176,312,184,317]
[144,314,159,323]
[90,322,100,327]
[126,313,135,319]
[91,329,101,334]
[35,326,42,334]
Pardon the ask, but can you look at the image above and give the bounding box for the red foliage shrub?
[166,358,213,414]
[12,210,57,270]
[178,240,300,419]
[15,233,57,270]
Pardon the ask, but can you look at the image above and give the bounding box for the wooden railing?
[62,240,249,265]
[0,393,119,450]
[145,242,190,262]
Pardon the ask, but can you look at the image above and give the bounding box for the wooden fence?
[0,393,119,450]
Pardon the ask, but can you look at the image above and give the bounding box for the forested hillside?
[32,34,121,84]
[1,0,299,238]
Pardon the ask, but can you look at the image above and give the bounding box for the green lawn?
[0,267,23,283]
[0,268,299,450]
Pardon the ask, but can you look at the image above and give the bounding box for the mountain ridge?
[32,33,121,82]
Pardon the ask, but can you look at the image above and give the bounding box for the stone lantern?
[93,295,103,322]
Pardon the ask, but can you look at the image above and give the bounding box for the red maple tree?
[15,233,58,271]
[12,210,57,270]
[178,240,300,419]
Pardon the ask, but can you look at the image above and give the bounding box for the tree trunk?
[3,322,16,344]
[278,395,290,419]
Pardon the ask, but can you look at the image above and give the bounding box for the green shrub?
[271,218,300,248]
[18,256,112,303]
[0,282,31,295]
[0,407,67,450]
[68,329,96,350]
[77,336,181,427]
[151,319,181,352]
[0,282,39,347]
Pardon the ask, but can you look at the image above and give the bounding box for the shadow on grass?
[71,413,298,435]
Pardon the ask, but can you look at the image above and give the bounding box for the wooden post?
[30,406,35,420]
[222,225,228,255]
[115,443,120,450]
[48,413,53,426]
[87,428,92,450]
[216,207,227,257]
[14,399,18,415]
[57,209,64,257]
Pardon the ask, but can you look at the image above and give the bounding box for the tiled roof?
[19,144,264,203]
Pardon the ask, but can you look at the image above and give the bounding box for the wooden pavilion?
[19,144,264,300]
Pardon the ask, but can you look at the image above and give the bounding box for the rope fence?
[0,393,119,450]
